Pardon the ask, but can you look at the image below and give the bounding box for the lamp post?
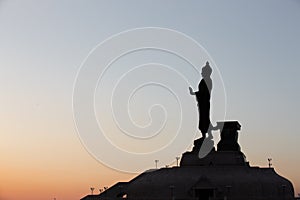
[155,160,159,169]
[176,157,180,167]
[90,187,95,195]
[268,158,272,168]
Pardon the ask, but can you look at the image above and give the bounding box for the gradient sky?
[1,1,300,200]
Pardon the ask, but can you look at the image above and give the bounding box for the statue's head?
[201,61,212,78]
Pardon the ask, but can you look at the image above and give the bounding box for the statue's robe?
[195,78,212,135]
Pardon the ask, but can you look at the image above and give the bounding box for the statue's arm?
[189,87,196,95]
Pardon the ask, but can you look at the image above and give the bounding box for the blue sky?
[0,1,299,199]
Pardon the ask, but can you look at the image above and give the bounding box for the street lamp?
[268,158,272,168]
[90,187,95,195]
[155,160,159,169]
[176,157,180,167]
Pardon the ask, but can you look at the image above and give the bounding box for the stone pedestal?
[181,121,244,166]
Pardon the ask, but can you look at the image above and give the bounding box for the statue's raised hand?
[189,87,195,95]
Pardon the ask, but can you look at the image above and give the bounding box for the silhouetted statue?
[189,61,212,138]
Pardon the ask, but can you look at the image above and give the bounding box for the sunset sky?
[1,1,300,200]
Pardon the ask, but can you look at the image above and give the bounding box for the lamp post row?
[155,157,181,169]
[87,157,181,196]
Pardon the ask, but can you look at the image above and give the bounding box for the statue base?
[180,121,247,166]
